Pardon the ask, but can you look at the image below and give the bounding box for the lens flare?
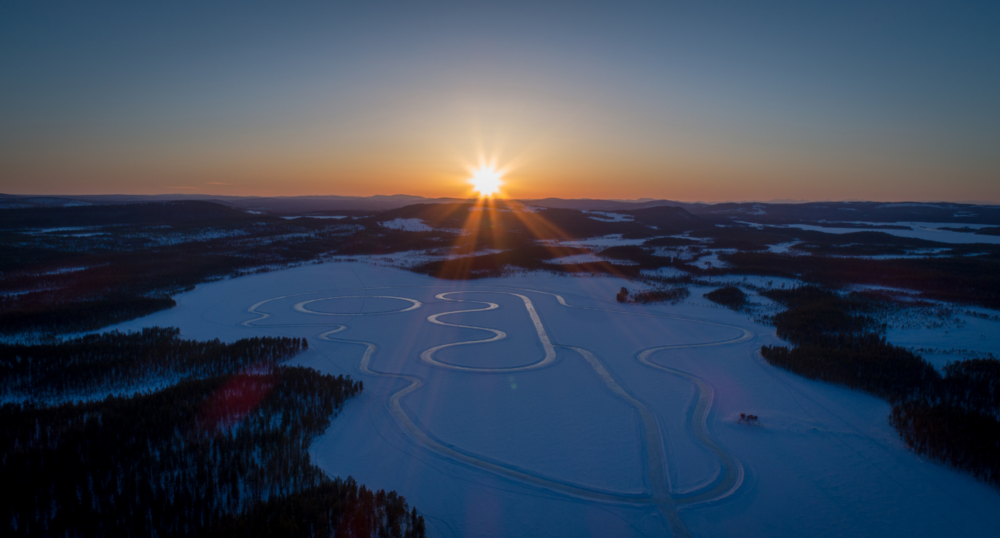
[469,166,503,197]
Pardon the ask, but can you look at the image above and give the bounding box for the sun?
[469,166,503,197]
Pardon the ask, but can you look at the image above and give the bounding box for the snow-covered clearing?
[23,226,102,235]
[544,234,647,248]
[38,266,93,275]
[695,274,801,290]
[690,252,729,270]
[641,266,689,279]
[548,253,605,265]
[109,262,1000,537]
[888,313,1000,370]
[381,218,433,232]
[767,241,800,253]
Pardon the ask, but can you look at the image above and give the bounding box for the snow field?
[109,263,1000,537]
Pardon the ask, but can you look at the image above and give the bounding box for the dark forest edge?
[0,330,426,537]
[615,285,690,305]
[759,287,1000,487]
[0,327,307,401]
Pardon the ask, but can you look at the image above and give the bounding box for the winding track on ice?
[420,292,556,372]
[244,285,753,537]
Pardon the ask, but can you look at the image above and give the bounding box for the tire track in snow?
[243,292,422,327]
[295,295,422,315]
[562,345,688,537]
[638,346,746,506]
[317,328,650,504]
[415,290,689,534]
[420,292,556,372]
[244,284,754,537]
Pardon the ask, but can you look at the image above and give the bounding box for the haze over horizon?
[2,2,999,203]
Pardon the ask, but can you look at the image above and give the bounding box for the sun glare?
[469,166,503,197]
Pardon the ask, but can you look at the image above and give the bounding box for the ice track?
[420,292,556,372]
[244,286,754,537]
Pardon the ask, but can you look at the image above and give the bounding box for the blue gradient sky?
[2,2,998,201]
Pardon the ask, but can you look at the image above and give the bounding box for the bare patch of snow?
[380,218,432,232]
[691,252,729,270]
[546,235,646,248]
[39,266,93,276]
[767,242,800,253]
[641,267,689,278]
[548,254,605,265]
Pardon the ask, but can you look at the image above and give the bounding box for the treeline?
[760,333,939,402]
[715,249,1000,310]
[214,479,426,538]
[760,286,1000,487]
[890,401,1000,486]
[630,287,690,304]
[764,287,879,345]
[413,243,688,281]
[0,327,307,400]
[0,365,424,537]
[0,295,176,336]
[374,202,706,241]
[413,244,639,280]
[890,358,1000,485]
[0,200,256,230]
[635,223,1000,310]
[597,246,675,270]
[615,286,689,305]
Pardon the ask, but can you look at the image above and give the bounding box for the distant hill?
[0,200,257,230]
[0,194,466,214]
[692,201,1000,225]
[3,194,998,224]
[617,205,708,234]
[520,198,690,212]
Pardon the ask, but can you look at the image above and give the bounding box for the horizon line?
[1,192,998,206]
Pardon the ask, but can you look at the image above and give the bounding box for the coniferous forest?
[760,287,1000,487]
[0,327,307,400]
[0,330,425,537]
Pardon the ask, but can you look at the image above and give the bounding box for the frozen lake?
[786,222,1000,244]
[112,262,1000,537]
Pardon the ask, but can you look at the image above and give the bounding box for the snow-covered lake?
[787,222,1000,244]
[110,262,1000,537]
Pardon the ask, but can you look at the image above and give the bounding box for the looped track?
[245,284,755,537]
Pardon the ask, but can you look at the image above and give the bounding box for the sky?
[1,1,998,202]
